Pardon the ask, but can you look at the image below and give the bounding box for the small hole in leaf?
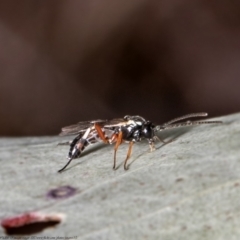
[1,212,63,235]
[47,186,77,199]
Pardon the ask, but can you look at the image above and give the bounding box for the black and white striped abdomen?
[69,128,115,159]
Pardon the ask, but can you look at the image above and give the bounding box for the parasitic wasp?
[58,112,222,172]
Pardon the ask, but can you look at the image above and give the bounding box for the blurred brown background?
[0,0,240,136]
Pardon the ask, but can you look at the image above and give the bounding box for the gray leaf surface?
[0,113,240,239]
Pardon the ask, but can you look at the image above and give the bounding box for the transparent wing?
[60,122,91,136]
[103,118,126,127]
[59,118,125,136]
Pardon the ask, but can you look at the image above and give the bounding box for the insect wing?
[103,118,126,128]
[60,121,90,136]
[60,120,104,136]
[60,118,126,136]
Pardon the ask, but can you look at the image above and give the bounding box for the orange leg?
[94,123,109,143]
[113,131,123,170]
[109,133,118,144]
[124,141,134,170]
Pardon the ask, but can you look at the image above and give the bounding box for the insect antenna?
[160,120,222,131]
[154,112,222,132]
[162,112,208,126]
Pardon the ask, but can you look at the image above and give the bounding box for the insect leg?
[154,136,166,144]
[94,123,109,143]
[124,141,134,170]
[113,131,123,170]
[149,141,156,152]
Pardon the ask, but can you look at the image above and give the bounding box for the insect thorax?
[121,116,155,142]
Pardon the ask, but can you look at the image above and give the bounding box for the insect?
[58,112,222,172]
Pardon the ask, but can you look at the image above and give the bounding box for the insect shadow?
[125,126,194,170]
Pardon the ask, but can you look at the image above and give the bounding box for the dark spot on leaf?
[148,224,155,230]
[181,225,187,231]
[101,194,107,200]
[226,216,233,221]
[234,182,239,187]
[203,225,212,230]
[209,173,217,177]
[175,178,184,182]
[157,185,164,191]
[1,212,62,235]
[47,186,77,199]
